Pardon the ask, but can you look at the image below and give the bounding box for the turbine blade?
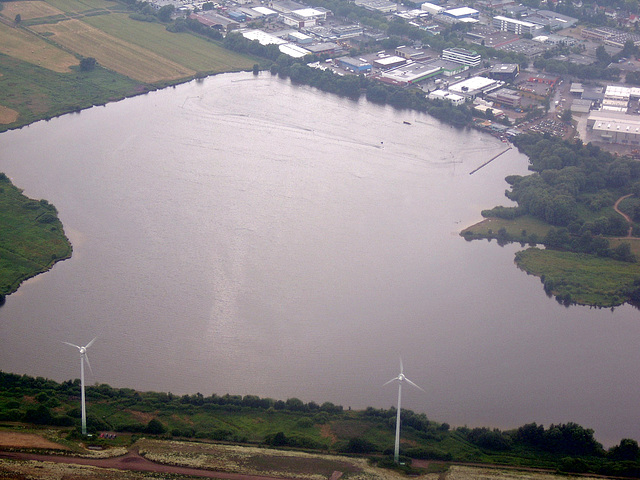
[383,376,399,387]
[399,357,403,375]
[85,337,97,349]
[62,341,80,350]
[404,377,425,392]
[84,354,94,377]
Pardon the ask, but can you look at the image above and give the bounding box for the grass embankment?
[461,215,640,307]
[514,248,640,307]
[461,215,552,243]
[0,0,258,131]
[0,174,72,298]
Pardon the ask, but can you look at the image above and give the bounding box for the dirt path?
[0,449,296,480]
[613,194,634,237]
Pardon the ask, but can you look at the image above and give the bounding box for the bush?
[342,437,377,453]
[145,418,167,434]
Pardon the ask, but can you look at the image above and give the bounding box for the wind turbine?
[384,358,425,463]
[63,338,96,436]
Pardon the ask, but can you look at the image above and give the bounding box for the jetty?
[469,146,511,175]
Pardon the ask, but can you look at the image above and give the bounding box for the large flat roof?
[241,29,287,45]
[494,15,539,28]
[444,6,478,16]
[449,76,499,94]
[381,62,441,83]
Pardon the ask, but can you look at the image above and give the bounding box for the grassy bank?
[0,174,72,297]
[514,248,640,307]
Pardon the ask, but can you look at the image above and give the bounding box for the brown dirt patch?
[0,105,19,124]
[124,410,154,424]
[319,424,337,443]
[0,431,69,450]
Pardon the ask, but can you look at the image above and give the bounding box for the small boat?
[403,121,411,125]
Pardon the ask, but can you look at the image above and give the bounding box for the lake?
[0,72,638,447]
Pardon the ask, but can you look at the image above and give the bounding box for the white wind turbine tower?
[63,338,97,436]
[384,358,425,463]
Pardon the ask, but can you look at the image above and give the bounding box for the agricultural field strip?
[83,13,256,73]
[30,18,194,82]
[44,0,117,14]
[0,21,77,72]
[0,1,65,20]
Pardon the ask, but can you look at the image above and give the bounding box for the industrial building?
[281,8,326,28]
[374,56,407,69]
[489,64,519,82]
[421,2,444,15]
[395,46,430,61]
[442,6,479,20]
[251,6,278,18]
[241,29,287,46]
[189,12,238,33]
[427,58,467,76]
[354,0,397,13]
[428,89,466,105]
[448,76,502,98]
[379,62,442,85]
[442,47,481,67]
[587,111,640,144]
[331,25,363,39]
[336,57,372,73]
[493,15,544,35]
[486,87,521,108]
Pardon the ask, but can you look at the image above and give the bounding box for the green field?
[0,174,72,296]
[0,52,142,131]
[461,215,552,242]
[514,248,640,307]
[83,13,257,73]
[40,0,118,15]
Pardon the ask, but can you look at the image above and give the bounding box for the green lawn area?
[0,53,142,132]
[0,174,72,295]
[514,248,640,307]
[82,13,257,73]
[461,215,552,241]
[44,0,117,14]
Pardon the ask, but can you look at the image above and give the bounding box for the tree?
[561,109,572,123]
[609,438,640,461]
[145,418,167,434]
[79,57,97,71]
[596,45,611,65]
[157,4,175,22]
[14,13,21,23]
